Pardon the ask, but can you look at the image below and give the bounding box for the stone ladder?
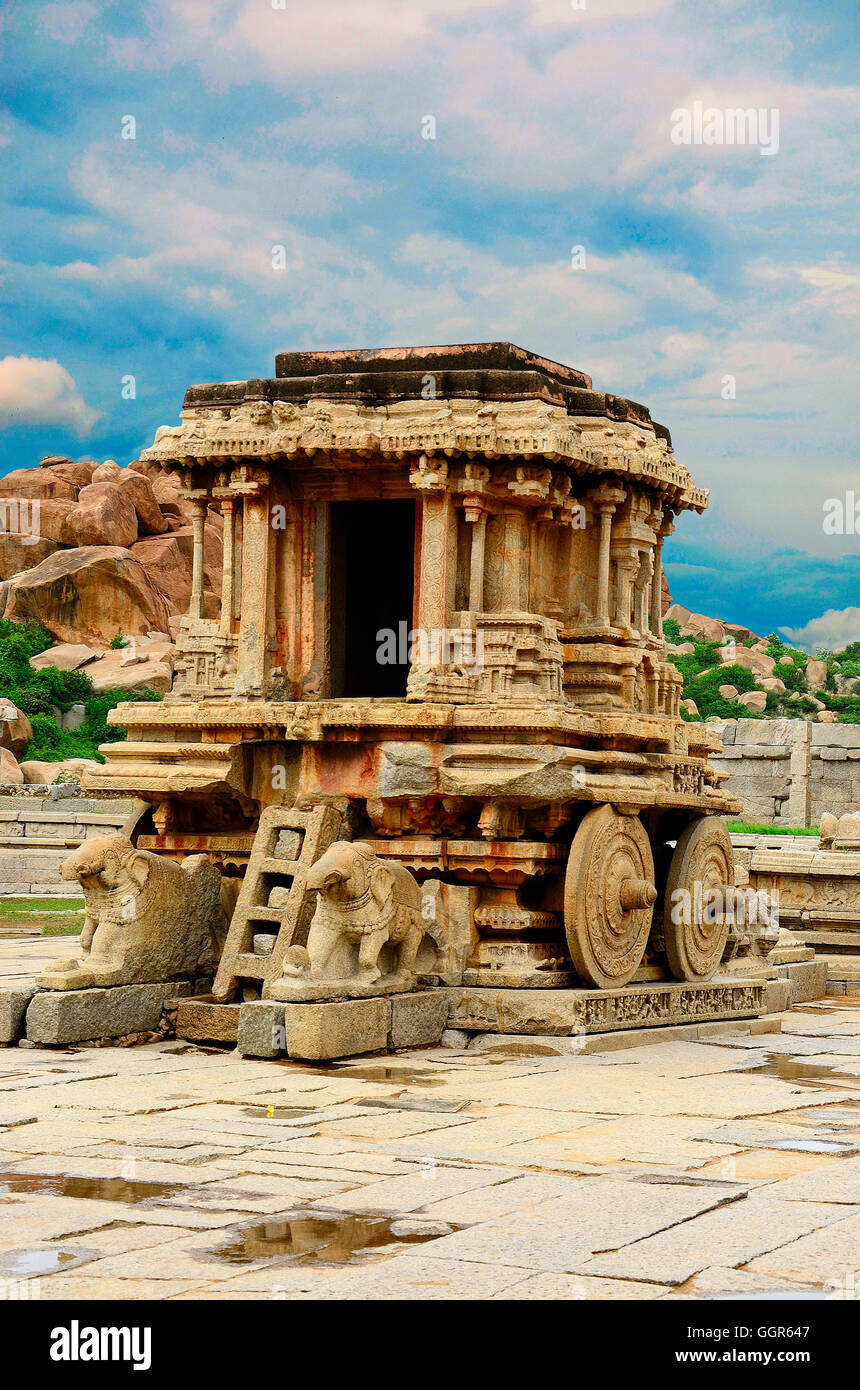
[212,803,344,1003]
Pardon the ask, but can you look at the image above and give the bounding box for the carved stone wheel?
[564,805,657,989]
[663,816,734,981]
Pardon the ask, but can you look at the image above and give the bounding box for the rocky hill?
[0,454,223,784]
[664,604,860,725]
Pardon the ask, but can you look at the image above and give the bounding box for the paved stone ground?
[1,939,859,1301]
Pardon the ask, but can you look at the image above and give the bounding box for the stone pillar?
[219,496,236,635]
[466,504,487,613]
[591,485,625,625]
[234,479,271,697]
[189,500,207,621]
[787,721,812,827]
[635,549,653,633]
[415,490,456,649]
[650,515,673,638]
[500,506,529,610]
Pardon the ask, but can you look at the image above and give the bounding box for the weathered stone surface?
[738,689,767,713]
[61,482,139,549]
[447,980,766,1035]
[237,1000,286,1057]
[778,959,828,1003]
[115,470,169,535]
[30,642,100,672]
[0,532,60,578]
[1,467,77,501]
[176,997,240,1043]
[0,985,34,1042]
[0,747,24,784]
[26,981,182,1044]
[0,546,172,643]
[283,997,391,1059]
[20,757,101,785]
[389,991,449,1049]
[0,699,33,757]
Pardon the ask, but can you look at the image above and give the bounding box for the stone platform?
[446,978,767,1036]
[25,980,193,1045]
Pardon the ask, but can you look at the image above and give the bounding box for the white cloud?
[0,356,99,435]
[781,608,860,654]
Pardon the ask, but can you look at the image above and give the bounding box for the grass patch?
[0,895,83,935]
[726,822,819,836]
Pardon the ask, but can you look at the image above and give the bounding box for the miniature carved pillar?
[219,496,236,635]
[415,486,456,648]
[234,479,271,696]
[650,515,674,639]
[501,506,529,610]
[465,503,487,613]
[189,500,207,620]
[635,549,654,633]
[592,485,625,626]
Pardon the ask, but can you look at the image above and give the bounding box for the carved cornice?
[141,397,708,512]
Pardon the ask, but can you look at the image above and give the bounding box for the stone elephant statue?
[302,840,424,988]
[36,834,225,990]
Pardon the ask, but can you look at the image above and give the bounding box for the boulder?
[720,646,775,679]
[760,677,787,695]
[718,684,739,700]
[778,654,795,666]
[817,710,837,723]
[0,546,172,644]
[806,657,828,690]
[30,642,100,672]
[91,460,123,483]
[20,757,101,785]
[0,700,33,757]
[116,469,168,535]
[661,569,671,617]
[738,690,767,713]
[666,640,695,656]
[41,461,97,491]
[680,698,699,717]
[38,454,74,468]
[33,498,77,542]
[0,534,60,579]
[663,603,761,645]
[1,467,77,501]
[86,649,174,695]
[0,747,24,785]
[61,482,139,549]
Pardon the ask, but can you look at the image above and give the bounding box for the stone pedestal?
[236,990,449,1060]
[25,980,192,1045]
[446,978,767,1037]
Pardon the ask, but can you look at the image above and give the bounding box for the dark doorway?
[330,500,416,698]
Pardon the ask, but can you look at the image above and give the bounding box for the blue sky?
[0,0,857,647]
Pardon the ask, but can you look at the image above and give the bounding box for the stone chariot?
[84,343,749,1047]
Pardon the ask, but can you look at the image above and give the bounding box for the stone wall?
[0,797,134,895]
[712,719,860,827]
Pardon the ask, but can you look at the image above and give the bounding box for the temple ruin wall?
[712,719,860,827]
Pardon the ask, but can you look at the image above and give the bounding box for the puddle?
[209,1212,440,1266]
[765,1138,855,1154]
[326,1064,445,1087]
[0,1170,185,1205]
[747,1054,856,1088]
[241,1106,315,1120]
[0,1248,78,1278]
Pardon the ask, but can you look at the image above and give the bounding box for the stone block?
[26,981,189,1045]
[283,997,391,1060]
[389,990,449,1049]
[762,978,792,1013]
[447,980,766,1035]
[176,997,240,1043]
[0,986,35,1042]
[781,959,828,1003]
[811,724,860,748]
[237,1000,286,1058]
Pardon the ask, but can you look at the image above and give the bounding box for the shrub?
[663,618,682,644]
